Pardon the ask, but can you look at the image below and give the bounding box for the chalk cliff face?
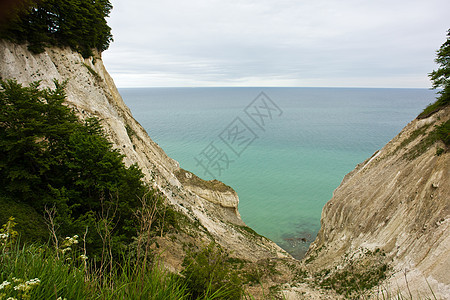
[0,40,288,265]
[305,106,449,297]
[3,39,449,299]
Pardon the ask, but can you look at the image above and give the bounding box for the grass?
[1,241,241,300]
[174,169,235,193]
[393,124,431,155]
[313,248,390,298]
[125,124,137,141]
[404,120,449,159]
[82,63,102,82]
[0,244,90,299]
[0,212,238,300]
[417,98,449,119]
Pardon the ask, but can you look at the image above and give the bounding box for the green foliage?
[0,220,236,300]
[82,63,102,82]
[403,120,450,159]
[0,0,113,57]
[317,263,388,296]
[0,242,191,299]
[0,217,18,251]
[0,79,151,259]
[182,243,243,299]
[419,29,450,118]
[394,124,431,154]
[0,196,48,244]
[0,244,89,299]
[314,248,390,298]
[433,120,450,146]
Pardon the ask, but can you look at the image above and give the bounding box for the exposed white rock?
[0,40,289,264]
[306,106,450,298]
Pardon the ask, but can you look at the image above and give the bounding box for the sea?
[118,87,436,259]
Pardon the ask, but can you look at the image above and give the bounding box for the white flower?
[7,297,18,300]
[0,280,11,290]
[14,283,28,291]
[25,278,40,286]
[79,254,88,261]
[11,278,22,286]
[61,247,71,253]
[0,233,9,239]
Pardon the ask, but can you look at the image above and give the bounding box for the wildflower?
[0,233,9,239]
[79,254,88,261]
[14,283,27,291]
[0,280,11,290]
[63,235,79,247]
[7,297,18,300]
[25,278,40,286]
[56,297,67,300]
[61,247,71,253]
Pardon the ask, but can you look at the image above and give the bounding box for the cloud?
[103,0,450,87]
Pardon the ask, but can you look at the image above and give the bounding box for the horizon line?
[116,86,435,90]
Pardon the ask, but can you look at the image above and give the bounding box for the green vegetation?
[182,243,243,299]
[0,79,169,260]
[401,120,450,159]
[82,63,102,82]
[394,124,431,155]
[304,246,324,264]
[0,80,247,299]
[419,29,450,119]
[175,169,235,193]
[0,0,113,57]
[0,220,201,300]
[313,248,390,298]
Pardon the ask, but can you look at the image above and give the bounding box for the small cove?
[119,87,435,258]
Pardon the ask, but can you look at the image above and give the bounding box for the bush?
[0,196,48,244]
[182,243,243,299]
[0,79,152,259]
[0,0,113,57]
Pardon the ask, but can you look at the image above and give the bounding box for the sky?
[102,0,450,88]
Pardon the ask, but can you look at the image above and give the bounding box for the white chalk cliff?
[0,40,289,267]
[306,106,449,298]
[2,38,449,299]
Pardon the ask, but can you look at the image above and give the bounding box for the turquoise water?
[118,87,435,258]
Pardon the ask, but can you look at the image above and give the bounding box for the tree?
[430,29,450,105]
[420,29,450,118]
[0,0,113,57]
[0,79,150,256]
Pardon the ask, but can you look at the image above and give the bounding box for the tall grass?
[0,243,191,299]
[1,231,238,299]
[0,243,89,299]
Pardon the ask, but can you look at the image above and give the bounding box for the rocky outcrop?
[0,40,289,264]
[305,106,450,298]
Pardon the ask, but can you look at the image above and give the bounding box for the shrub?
[182,243,243,299]
[0,0,113,57]
[0,79,152,259]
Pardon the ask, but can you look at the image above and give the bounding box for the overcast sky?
[102,0,449,88]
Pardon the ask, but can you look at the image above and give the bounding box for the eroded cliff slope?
[305,106,449,298]
[0,40,289,268]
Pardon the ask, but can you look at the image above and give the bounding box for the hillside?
[0,39,289,267]
[1,36,449,299]
[305,105,449,298]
